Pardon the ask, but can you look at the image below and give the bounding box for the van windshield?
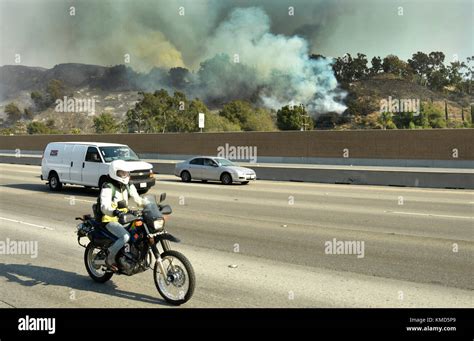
[99,146,140,162]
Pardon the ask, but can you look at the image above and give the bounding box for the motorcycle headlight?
[153,218,165,231]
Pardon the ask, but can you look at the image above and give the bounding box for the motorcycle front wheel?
[154,250,195,305]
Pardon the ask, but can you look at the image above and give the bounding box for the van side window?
[85,147,101,162]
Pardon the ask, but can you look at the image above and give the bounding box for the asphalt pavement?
[0,164,472,307]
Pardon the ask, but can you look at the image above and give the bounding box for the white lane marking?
[0,153,41,158]
[0,216,54,230]
[63,197,95,204]
[386,211,473,220]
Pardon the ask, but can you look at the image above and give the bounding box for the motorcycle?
[76,193,195,305]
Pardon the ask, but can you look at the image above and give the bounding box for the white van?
[41,142,155,193]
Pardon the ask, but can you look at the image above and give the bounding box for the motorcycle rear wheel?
[84,243,114,283]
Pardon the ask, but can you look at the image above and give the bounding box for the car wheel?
[48,172,62,191]
[181,171,191,182]
[220,172,232,185]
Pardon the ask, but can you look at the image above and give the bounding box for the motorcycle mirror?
[159,193,166,203]
[160,204,172,215]
[117,200,127,209]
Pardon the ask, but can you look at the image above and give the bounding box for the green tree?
[277,105,313,130]
[24,108,34,119]
[427,68,449,91]
[218,101,275,131]
[447,61,466,90]
[4,103,22,123]
[125,107,150,133]
[46,79,65,102]
[167,91,196,132]
[167,67,191,89]
[244,108,276,131]
[27,121,50,134]
[125,90,204,133]
[333,53,355,82]
[218,100,254,127]
[93,113,120,133]
[378,112,397,129]
[382,55,410,77]
[420,103,446,128]
[464,56,473,94]
[31,91,46,110]
[392,112,416,129]
[352,53,368,80]
[205,111,241,132]
[408,52,431,85]
[370,56,383,75]
[425,52,449,91]
[428,52,446,70]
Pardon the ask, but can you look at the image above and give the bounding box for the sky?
[0,0,472,70]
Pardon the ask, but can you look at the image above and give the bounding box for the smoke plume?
[197,7,346,113]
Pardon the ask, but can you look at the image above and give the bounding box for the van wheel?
[48,172,62,191]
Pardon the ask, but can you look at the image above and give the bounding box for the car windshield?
[216,158,235,166]
[99,146,140,162]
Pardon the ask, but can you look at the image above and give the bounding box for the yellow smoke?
[131,31,185,71]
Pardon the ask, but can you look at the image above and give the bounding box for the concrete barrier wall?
[0,129,473,160]
[2,155,473,189]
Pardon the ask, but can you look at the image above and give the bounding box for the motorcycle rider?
[100,160,144,271]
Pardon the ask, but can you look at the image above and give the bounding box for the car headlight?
[153,218,165,230]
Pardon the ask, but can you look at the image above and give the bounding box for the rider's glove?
[113,208,128,216]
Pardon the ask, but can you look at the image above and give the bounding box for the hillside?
[0,63,472,132]
[346,73,471,120]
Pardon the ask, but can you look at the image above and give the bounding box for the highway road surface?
[0,163,472,308]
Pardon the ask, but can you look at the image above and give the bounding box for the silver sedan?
[174,156,256,185]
